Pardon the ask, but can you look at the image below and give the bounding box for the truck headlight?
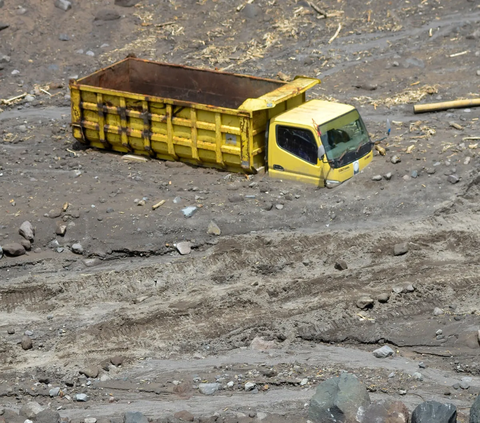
[325,179,342,189]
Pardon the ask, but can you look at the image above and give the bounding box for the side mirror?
[318,145,325,159]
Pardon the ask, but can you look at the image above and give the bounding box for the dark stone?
[361,399,409,423]
[309,373,370,423]
[36,409,61,423]
[21,336,33,350]
[2,243,26,257]
[228,194,244,203]
[0,23,9,32]
[20,239,31,251]
[95,9,121,21]
[334,260,348,271]
[115,0,140,6]
[411,400,456,423]
[124,411,149,423]
[470,393,480,422]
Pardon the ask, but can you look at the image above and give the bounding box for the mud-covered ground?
[1,0,480,422]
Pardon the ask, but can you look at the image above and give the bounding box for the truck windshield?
[318,110,370,168]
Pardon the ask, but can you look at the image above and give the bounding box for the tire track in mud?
[2,213,480,360]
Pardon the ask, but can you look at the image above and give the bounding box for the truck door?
[268,124,324,186]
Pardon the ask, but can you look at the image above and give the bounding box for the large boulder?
[470,394,480,422]
[411,401,456,423]
[309,373,371,423]
[361,400,409,423]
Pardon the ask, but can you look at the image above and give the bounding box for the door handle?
[273,164,284,171]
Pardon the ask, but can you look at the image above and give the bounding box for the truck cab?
[267,99,373,187]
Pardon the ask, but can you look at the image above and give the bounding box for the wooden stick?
[152,200,166,210]
[463,137,480,141]
[308,2,327,17]
[155,21,175,27]
[328,23,342,44]
[1,92,27,104]
[413,98,480,114]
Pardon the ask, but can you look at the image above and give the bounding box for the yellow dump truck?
[70,57,373,187]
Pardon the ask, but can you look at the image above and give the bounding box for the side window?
[276,126,318,165]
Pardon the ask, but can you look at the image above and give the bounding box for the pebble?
[227,381,234,388]
[21,336,33,350]
[384,172,392,180]
[74,393,90,402]
[402,175,411,181]
[245,382,256,391]
[49,387,60,397]
[275,204,284,210]
[419,362,426,369]
[460,380,470,390]
[198,383,220,395]
[377,293,390,303]
[207,221,221,236]
[71,243,84,254]
[182,206,197,218]
[433,307,444,316]
[95,9,121,21]
[334,259,348,271]
[59,33,69,41]
[86,50,95,57]
[0,246,3,259]
[55,0,72,11]
[115,0,141,6]
[411,170,418,178]
[412,372,423,381]
[356,296,374,309]
[372,175,382,181]
[447,174,460,184]
[393,242,408,256]
[176,241,191,255]
[11,69,20,75]
[372,345,394,358]
[84,418,97,423]
[7,327,15,334]
[391,155,401,164]
[21,239,32,250]
[426,168,436,174]
[110,355,125,366]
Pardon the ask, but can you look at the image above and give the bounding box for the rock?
[470,394,480,422]
[356,296,374,310]
[110,355,125,366]
[411,400,456,423]
[391,155,401,164]
[412,372,423,381]
[0,23,6,32]
[74,393,90,402]
[2,243,26,257]
[19,402,44,419]
[354,82,378,91]
[411,170,418,178]
[372,175,383,181]
[71,243,84,254]
[228,194,244,203]
[7,327,15,334]
[176,241,192,255]
[447,174,460,184]
[173,411,194,422]
[49,387,61,397]
[56,222,67,236]
[384,172,393,180]
[115,0,140,6]
[20,239,31,251]
[0,246,3,259]
[95,10,121,21]
[361,400,409,423]
[373,345,394,358]
[182,206,198,218]
[21,336,33,350]
[198,383,220,395]
[263,202,273,211]
[48,208,63,218]
[207,221,221,236]
[377,293,390,303]
[32,409,59,423]
[124,412,148,423]
[80,367,99,378]
[309,373,370,423]
[250,336,276,351]
[24,94,35,102]
[86,51,95,57]
[85,418,97,423]
[245,382,257,391]
[19,221,35,242]
[334,260,348,271]
[54,0,72,11]
[393,243,408,256]
[275,204,284,210]
[0,53,10,64]
[433,307,444,316]
[59,33,69,41]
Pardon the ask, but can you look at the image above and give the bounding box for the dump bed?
[70,58,319,172]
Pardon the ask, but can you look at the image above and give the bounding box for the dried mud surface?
[1,0,480,422]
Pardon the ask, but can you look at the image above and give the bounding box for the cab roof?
[274,99,356,127]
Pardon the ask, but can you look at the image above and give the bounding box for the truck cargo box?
[70,57,319,172]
